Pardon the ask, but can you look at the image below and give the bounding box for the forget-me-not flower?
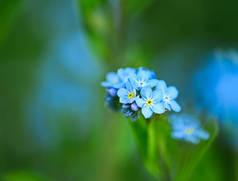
[136,87,165,118]
[132,67,158,90]
[117,79,137,104]
[156,80,181,112]
[101,72,123,89]
[117,67,137,85]
[170,114,210,144]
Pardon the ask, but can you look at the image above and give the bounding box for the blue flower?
[117,67,137,85]
[170,114,210,144]
[117,79,137,104]
[193,50,238,148]
[132,67,158,90]
[101,72,123,89]
[136,87,165,119]
[156,80,181,112]
[106,88,117,97]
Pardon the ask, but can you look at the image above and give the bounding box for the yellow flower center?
[114,78,118,82]
[185,128,193,135]
[128,92,134,99]
[146,99,153,106]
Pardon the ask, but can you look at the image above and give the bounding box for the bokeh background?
[0,0,238,180]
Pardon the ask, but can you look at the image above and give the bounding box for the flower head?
[117,79,137,104]
[170,114,210,144]
[136,87,165,118]
[101,72,123,89]
[101,67,181,121]
[132,67,158,90]
[156,80,181,112]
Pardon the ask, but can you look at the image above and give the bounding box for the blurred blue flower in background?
[26,29,103,147]
[194,50,238,148]
[136,87,165,118]
[170,114,210,144]
[156,80,181,112]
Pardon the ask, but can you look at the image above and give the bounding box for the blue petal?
[148,79,159,88]
[117,68,136,82]
[107,72,118,82]
[195,129,210,140]
[137,68,151,80]
[117,88,128,97]
[171,131,185,139]
[165,102,171,111]
[136,97,145,107]
[126,78,135,92]
[142,106,153,118]
[101,81,111,87]
[167,86,179,99]
[156,80,167,93]
[170,100,181,112]
[140,87,153,99]
[137,67,156,79]
[152,102,165,114]
[185,136,200,144]
[152,90,163,102]
[119,97,130,104]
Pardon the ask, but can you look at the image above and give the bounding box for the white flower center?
[163,95,170,102]
[138,81,145,87]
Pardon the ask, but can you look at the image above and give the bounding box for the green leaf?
[123,0,155,17]
[129,114,171,179]
[2,171,49,181]
[0,0,22,46]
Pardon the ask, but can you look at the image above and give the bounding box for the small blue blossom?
[117,79,137,104]
[131,102,139,111]
[101,72,123,89]
[170,114,210,144]
[136,87,165,119]
[156,80,181,112]
[106,88,117,97]
[132,67,158,90]
[117,67,137,85]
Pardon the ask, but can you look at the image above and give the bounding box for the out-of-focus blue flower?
[156,80,181,112]
[106,88,117,97]
[170,114,210,144]
[117,79,137,104]
[121,107,139,121]
[136,87,165,118]
[121,103,139,121]
[101,72,123,89]
[131,102,139,111]
[194,50,238,148]
[131,67,158,90]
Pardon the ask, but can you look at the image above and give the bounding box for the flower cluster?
[101,67,181,120]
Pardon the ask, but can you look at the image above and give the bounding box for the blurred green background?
[0,0,238,180]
